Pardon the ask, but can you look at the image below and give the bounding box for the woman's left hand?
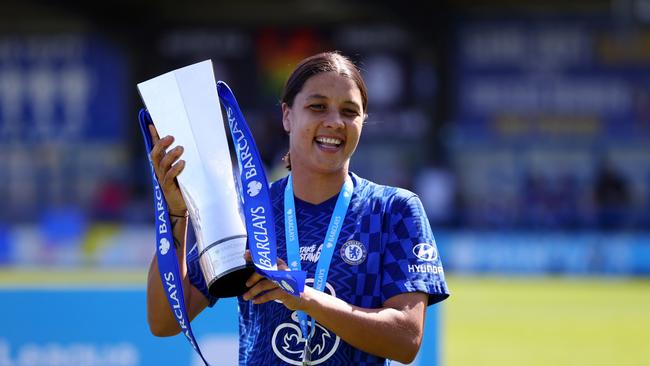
[242,250,306,311]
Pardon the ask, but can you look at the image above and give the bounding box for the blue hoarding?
[0,288,440,366]
[453,16,650,141]
[0,35,127,143]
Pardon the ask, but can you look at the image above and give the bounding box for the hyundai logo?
[412,243,437,261]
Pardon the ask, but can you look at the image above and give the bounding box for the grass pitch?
[0,268,145,287]
[443,276,650,366]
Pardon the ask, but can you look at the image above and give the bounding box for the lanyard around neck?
[284,173,353,346]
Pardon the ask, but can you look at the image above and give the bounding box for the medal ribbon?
[284,173,353,362]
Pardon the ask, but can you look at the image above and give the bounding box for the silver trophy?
[138,60,253,297]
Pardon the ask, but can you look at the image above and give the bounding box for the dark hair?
[281,51,368,170]
[281,51,368,113]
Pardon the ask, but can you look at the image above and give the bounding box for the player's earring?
[283,151,292,170]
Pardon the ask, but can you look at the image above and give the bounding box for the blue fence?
[436,231,650,276]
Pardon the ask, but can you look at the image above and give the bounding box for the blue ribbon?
[284,173,353,349]
[217,81,306,296]
[138,82,308,365]
[137,109,211,366]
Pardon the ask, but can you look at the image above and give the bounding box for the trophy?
[137,60,305,365]
[138,60,254,298]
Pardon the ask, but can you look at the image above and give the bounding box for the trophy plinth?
[207,264,255,298]
[192,227,254,298]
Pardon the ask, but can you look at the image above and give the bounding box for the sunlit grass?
[443,276,650,366]
[0,268,145,287]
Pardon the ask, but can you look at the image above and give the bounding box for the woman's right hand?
[148,124,187,215]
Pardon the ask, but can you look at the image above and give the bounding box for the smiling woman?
[145,51,449,365]
[280,53,367,180]
[281,71,364,201]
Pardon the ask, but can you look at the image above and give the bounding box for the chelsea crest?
[340,240,367,265]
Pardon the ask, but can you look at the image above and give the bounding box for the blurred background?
[1,0,649,365]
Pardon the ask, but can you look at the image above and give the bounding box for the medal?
[302,340,311,365]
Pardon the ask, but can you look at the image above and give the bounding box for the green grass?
[443,276,650,366]
[0,268,145,286]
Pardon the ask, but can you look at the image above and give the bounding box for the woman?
[146,51,449,365]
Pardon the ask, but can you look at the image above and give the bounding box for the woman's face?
[282,71,365,176]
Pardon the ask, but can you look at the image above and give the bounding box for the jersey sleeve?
[186,226,218,308]
[381,193,450,306]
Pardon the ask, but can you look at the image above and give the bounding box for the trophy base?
[207,264,255,298]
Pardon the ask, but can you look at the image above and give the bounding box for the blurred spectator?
[522,171,552,228]
[522,171,581,229]
[0,224,9,265]
[556,173,580,228]
[92,178,130,221]
[40,205,87,265]
[413,158,457,227]
[593,160,631,229]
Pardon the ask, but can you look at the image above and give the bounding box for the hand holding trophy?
[146,125,187,216]
[137,60,306,365]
